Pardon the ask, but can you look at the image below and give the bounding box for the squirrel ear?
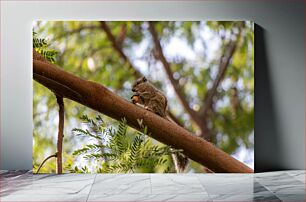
[142,77,147,82]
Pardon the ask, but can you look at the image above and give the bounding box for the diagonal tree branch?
[148,22,204,132]
[33,51,253,173]
[99,21,142,78]
[199,34,241,119]
[197,23,244,140]
[197,41,237,140]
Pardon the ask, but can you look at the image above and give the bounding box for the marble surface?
[0,170,305,201]
[90,174,151,195]
[151,174,208,195]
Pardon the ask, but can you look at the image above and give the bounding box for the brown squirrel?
[131,77,168,118]
[131,77,189,173]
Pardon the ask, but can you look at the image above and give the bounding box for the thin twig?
[36,153,57,174]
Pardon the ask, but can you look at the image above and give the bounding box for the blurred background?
[33,21,254,173]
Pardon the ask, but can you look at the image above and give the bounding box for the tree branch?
[147,22,205,132]
[199,40,238,118]
[56,95,64,174]
[36,153,57,174]
[196,40,238,140]
[33,53,253,173]
[99,21,142,78]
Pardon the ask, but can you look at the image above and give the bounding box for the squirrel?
[131,76,168,118]
[131,76,189,173]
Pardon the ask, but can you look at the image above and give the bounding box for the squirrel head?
[132,76,147,92]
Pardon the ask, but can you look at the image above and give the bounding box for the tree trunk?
[56,95,64,174]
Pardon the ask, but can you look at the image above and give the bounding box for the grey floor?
[0,170,305,202]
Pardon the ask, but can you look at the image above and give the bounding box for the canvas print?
[33,21,254,173]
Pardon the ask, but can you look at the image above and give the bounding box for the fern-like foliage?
[33,31,57,63]
[69,115,175,173]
